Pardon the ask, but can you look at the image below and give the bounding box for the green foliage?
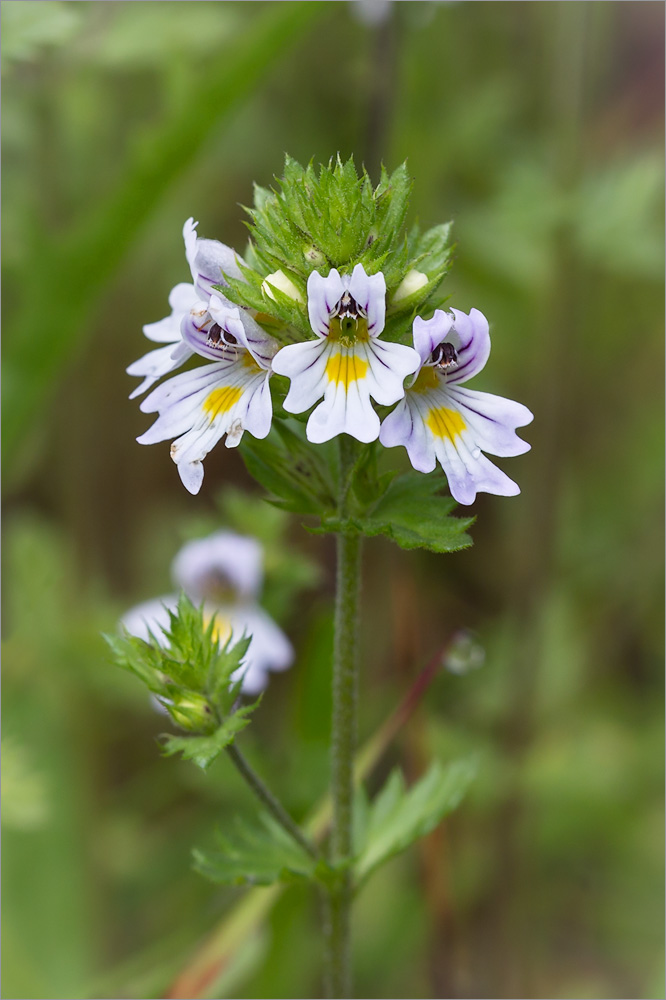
[355,758,477,886]
[240,420,338,517]
[218,155,454,347]
[193,813,321,887]
[319,471,474,554]
[160,705,258,770]
[105,595,258,769]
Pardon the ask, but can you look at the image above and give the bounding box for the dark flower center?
[429,342,458,370]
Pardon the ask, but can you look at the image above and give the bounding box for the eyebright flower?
[379,308,533,505]
[271,264,420,443]
[127,218,244,399]
[121,531,293,696]
[137,295,279,494]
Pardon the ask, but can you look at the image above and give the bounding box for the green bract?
[220,155,454,347]
[105,595,259,769]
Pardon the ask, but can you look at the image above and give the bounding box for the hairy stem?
[325,437,362,997]
[225,742,317,859]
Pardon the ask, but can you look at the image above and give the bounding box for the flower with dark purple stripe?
[379,308,533,505]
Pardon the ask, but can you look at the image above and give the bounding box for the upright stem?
[326,437,362,998]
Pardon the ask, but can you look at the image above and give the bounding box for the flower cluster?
[130,216,532,505]
[122,530,292,696]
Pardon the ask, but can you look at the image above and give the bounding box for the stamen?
[330,291,368,341]
[429,342,458,370]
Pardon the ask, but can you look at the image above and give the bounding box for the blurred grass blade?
[2,1,326,483]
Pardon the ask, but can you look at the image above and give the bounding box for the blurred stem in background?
[493,5,591,995]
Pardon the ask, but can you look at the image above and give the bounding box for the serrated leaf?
[160,702,258,770]
[240,421,336,517]
[193,813,321,886]
[317,472,474,553]
[356,758,476,884]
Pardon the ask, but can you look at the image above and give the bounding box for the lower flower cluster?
[129,220,532,505]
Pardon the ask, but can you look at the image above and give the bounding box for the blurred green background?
[2,2,664,998]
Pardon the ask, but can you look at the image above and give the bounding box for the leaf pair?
[195,757,476,890]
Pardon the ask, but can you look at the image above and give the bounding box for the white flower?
[379,308,533,505]
[127,218,244,399]
[271,264,420,443]
[121,531,293,697]
[137,295,279,494]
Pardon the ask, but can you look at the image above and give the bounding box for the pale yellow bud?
[261,270,304,304]
[392,269,429,304]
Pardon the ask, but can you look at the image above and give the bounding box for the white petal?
[307,269,345,337]
[127,343,192,400]
[444,308,491,384]
[172,532,263,601]
[193,238,244,297]
[178,460,205,495]
[306,377,380,444]
[413,310,454,366]
[363,339,420,405]
[348,264,386,337]
[433,433,520,506]
[379,396,436,473]
[446,385,533,457]
[272,340,330,413]
[183,218,199,280]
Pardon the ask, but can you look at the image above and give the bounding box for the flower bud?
[261,270,304,304]
[162,692,217,733]
[392,269,429,304]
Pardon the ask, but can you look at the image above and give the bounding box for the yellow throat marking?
[412,366,440,392]
[203,611,233,646]
[203,385,243,420]
[325,352,369,389]
[426,406,466,442]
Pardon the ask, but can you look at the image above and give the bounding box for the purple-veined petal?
[432,433,520,506]
[137,359,272,493]
[127,343,193,400]
[208,296,278,370]
[306,375,381,444]
[307,269,345,337]
[362,339,420,405]
[379,396,437,473]
[348,263,386,337]
[444,308,491,384]
[413,310,454,366]
[445,385,533,457]
[182,217,244,300]
[272,339,330,413]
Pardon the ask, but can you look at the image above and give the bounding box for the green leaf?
[355,758,477,885]
[160,703,258,770]
[193,813,321,886]
[319,472,474,553]
[240,420,337,517]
